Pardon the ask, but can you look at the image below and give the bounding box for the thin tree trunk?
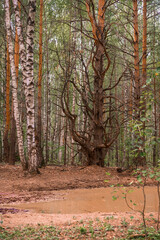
[142,0,147,90]
[71,12,77,164]
[3,37,10,163]
[58,114,64,164]
[9,1,21,165]
[5,0,27,170]
[153,1,157,166]
[37,0,44,167]
[133,0,140,120]
[129,76,133,120]
[53,96,59,161]
[71,87,76,165]
[0,130,2,162]
[115,85,119,166]
[133,0,144,166]
[9,108,16,164]
[141,0,147,164]
[45,32,49,164]
[63,120,68,165]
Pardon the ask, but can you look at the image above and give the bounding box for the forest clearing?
[0,164,159,239]
[0,0,160,239]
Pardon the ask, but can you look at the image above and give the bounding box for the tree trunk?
[45,30,49,164]
[3,37,10,163]
[61,0,119,167]
[9,2,21,165]
[141,0,147,164]
[92,0,107,166]
[0,130,2,163]
[153,1,157,166]
[133,0,140,120]
[37,0,44,167]
[133,0,144,166]
[71,87,76,165]
[5,0,27,170]
[25,0,39,173]
[9,110,16,165]
[12,0,40,173]
[58,114,64,163]
[90,53,106,166]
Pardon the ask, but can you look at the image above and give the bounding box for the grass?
[0,218,160,240]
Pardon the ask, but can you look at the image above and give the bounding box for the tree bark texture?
[3,38,10,163]
[132,0,145,166]
[37,0,44,167]
[13,0,39,173]
[141,0,147,164]
[26,0,38,173]
[133,0,140,120]
[9,1,20,165]
[5,0,27,170]
[86,0,109,166]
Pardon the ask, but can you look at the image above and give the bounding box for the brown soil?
[0,164,158,239]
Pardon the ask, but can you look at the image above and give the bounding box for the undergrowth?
[0,218,160,240]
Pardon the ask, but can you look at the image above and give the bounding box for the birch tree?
[5,0,27,170]
[9,1,20,165]
[9,0,39,173]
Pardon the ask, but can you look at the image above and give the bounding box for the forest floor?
[0,164,159,239]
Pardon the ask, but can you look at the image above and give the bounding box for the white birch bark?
[12,0,38,173]
[5,0,27,170]
[25,0,38,172]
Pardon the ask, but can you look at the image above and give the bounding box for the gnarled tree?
[61,0,122,167]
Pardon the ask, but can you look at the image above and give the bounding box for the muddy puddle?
[6,187,159,214]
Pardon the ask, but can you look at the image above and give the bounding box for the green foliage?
[134,163,160,184]
[0,219,160,240]
[0,214,3,224]
[125,82,160,166]
[121,218,128,227]
[105,224,114,231]
[79,226,87,235]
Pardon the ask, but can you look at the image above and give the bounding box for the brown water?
[9,187,158,214]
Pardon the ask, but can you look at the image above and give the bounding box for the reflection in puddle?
[8,187,158,214]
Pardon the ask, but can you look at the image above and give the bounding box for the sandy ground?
[0,164,158,238]
[0,164,155,204]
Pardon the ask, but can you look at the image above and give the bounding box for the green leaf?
[156,177,160,182]
[146,78,152,84]
[106,172,111,176]
[112,195,118,201]
[104,180,109,183]
[141,117,146,121]
[128,189,134,193]
[149,174,155,179]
